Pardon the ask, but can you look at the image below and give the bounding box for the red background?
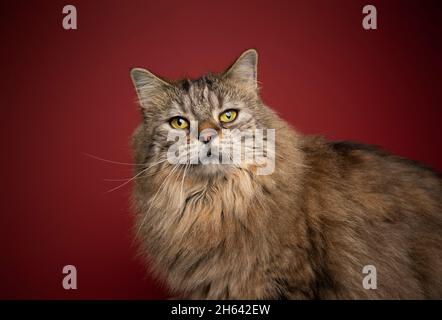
[1,0,441,299]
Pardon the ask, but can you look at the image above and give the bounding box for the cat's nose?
[200,131,217,144]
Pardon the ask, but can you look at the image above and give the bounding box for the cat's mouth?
[183,145,237,167]
[165,143,246,176]
[178,153,238,176]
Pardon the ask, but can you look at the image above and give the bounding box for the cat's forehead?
[173,76,223,119]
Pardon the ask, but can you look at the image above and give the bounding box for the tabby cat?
[129,49,442,299]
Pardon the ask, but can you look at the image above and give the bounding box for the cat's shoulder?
[329,140,439,176]
[299,136,383,155]
[300,136,440,178]
[328,140,387,157]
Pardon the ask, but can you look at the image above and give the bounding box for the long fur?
[130,50,442,299]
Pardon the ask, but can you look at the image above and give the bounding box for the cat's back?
[300,136,441,208]
[296,136,442,298]
[327,139,441,208]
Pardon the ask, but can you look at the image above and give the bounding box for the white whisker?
[84,152,145,166]
[105,167,150,193]
[104,158,169,193]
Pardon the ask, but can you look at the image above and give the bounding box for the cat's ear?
[130,68,170,109]
[223,49,258,90]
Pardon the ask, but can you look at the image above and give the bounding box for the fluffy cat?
[129,49,442,299]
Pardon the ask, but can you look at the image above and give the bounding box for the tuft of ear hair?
[223,49,258,90]
[129,68,170,109]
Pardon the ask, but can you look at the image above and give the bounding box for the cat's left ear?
[223,49,258,91]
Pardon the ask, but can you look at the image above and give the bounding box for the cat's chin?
[188,163,234,177]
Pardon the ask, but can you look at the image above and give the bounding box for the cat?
[129,49,442,299]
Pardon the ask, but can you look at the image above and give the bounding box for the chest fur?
[134,170,274,297]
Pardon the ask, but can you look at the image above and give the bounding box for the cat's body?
[130,50,442,299]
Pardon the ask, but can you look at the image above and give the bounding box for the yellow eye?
[219,109,237,123]
[170,116,189,129]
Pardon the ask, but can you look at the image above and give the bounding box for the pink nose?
[200,131,217,144]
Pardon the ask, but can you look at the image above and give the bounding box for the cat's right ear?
[130,68,170,109]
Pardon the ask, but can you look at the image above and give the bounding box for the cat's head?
[130,49,275,178]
